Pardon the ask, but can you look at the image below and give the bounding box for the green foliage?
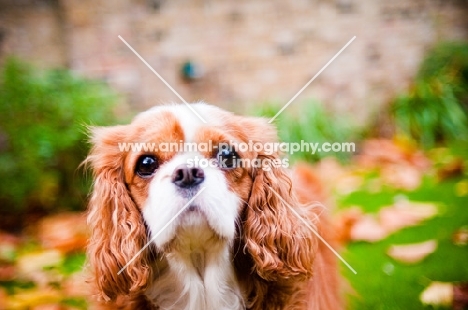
[253,101,359,163]
[341,176,468,310]
[0,58,118,217]
[59,252,86,276]
[393,42,468,148]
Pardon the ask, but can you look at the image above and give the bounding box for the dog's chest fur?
[145,219,245,310]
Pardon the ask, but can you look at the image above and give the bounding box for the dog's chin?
[165,206,228,252]
[178,205,211,230]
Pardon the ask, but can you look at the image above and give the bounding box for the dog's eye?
[217,148,238,169]
[136,155,158,177]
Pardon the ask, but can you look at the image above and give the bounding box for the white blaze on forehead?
[174,107,203,143]
[146,102,226,142]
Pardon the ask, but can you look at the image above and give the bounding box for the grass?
[340,169,468,309]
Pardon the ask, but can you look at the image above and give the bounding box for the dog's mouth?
[170,205,225,253]
[179,205,210,227]
[187,204,198,212]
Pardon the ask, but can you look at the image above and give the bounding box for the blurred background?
[0,0,467,309]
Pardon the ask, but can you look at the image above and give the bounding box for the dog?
[85,103,341,309]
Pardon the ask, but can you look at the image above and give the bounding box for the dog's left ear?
[239,117,318,282]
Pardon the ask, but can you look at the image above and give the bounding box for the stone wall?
[1,0,467,123]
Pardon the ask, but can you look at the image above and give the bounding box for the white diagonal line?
[118,35,207,124]
[117,187,206,275]
[268,36,356,123]
[268,186,357,274]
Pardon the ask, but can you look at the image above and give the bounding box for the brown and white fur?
[85,103,341,310]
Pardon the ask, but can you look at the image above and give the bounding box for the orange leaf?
[420,282,453,307]
[387,240,437,264]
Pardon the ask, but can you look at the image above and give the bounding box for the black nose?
[171,164,205,188]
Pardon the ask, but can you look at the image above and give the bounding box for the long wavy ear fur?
[233,117,317,283]
[228,117,321,309]
[85,126,151,301]
[245,162,317,282]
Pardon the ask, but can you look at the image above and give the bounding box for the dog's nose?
[171,164,205,188]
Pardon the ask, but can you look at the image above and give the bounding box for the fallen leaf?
[350,215,388,242]
[6,289,62,310]
[381,163,423,190]
[420,281,453,307]
[63,270,90,297]
[338,199,438,243]
[355,138,430,169]
[453,283,468,310]
[315,157,348,186]
[17,250,63,276]
[0,287,7,310]
[437,158,465,181]
[335,175,364,196]
[334,207,364,244]
[0,264,16,281]
[387,240,437,264]
[37,213,88,254]
[379,200,438,233]
[453,226,468,246]
[355,139,431,191]
[455,180,468,197]
[407,150,431,171]
[31,304,63,310]
[355,139,406,169]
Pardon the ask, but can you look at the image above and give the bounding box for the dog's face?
[86,103,317,303]
[121,104,258,248]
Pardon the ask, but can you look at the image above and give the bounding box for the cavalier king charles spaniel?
[85,103,341,310]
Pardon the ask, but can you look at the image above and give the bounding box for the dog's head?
[85,103,317,301]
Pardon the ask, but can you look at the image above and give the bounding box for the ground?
[0,139,467,310]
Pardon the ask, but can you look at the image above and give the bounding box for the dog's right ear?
[84,125,151,301]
